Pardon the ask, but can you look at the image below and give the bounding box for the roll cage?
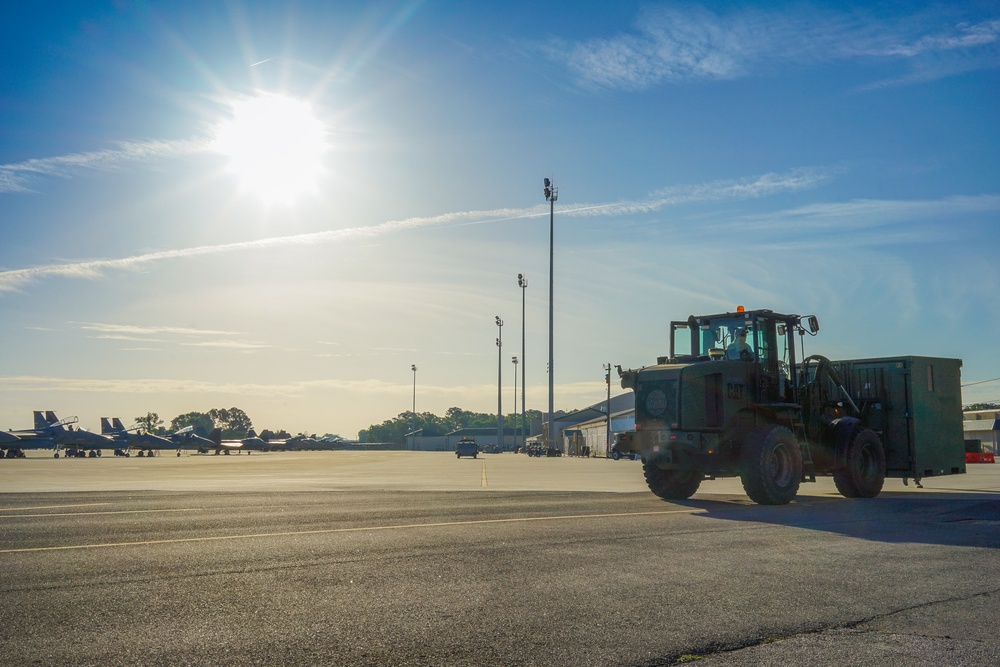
[667,309,820,404]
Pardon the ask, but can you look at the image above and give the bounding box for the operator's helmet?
[736,327,748,338]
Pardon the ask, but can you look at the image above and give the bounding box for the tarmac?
[1,451,997,666]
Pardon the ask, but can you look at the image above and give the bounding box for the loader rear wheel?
[833,428,886,498]
[642,460,702,500]
[740,425,802,505]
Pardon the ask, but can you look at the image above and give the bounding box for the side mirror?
[806,315,820,335]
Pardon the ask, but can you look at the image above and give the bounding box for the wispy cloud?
[729,194,1000,234]
[545,5,1000,90]
[0,167,829,294]
[75,322,272,352]
[0,139,209,194]
[77,323,240,337]
[0,375,609,405]
[182,340,274,350]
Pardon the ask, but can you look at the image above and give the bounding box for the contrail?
[0,139,209,194]
[0,168,829,293]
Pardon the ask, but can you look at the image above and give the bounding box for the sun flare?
[214,93,326,202]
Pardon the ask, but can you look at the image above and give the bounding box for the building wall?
[562,412,635,457]
[963,410,999,454]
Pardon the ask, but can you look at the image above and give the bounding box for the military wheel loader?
[616,308,966,505]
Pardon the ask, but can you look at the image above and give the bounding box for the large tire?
[833,428,886,498]
[642,460,702,500]
[740,426,802,505]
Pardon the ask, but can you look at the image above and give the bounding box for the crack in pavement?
[645,588,1000,666]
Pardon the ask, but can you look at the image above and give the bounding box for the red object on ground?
[966,452,996,464]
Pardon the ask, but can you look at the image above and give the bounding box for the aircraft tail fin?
[45,411,59,425]
[100,417,113,435]
[34,411,47,430]
[112,417,127,432]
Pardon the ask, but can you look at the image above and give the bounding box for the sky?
[1,1,998,439]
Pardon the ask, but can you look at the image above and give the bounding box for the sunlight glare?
[214,94,327,203]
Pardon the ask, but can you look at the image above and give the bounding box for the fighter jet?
[3,411,108,458]
[207,428,273,455]
[0,429,61,458]
[101,418,179,457]
[168,425,218,454]
[284,433,318,450]
[3,412,59,457]
[38,411,113,458]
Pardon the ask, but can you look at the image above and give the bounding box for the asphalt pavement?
[0,451,997,666]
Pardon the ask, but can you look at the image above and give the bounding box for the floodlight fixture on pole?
[517,273,527,451]
[496,316,503,450]
[543,177,557,448]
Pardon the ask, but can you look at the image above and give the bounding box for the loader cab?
[669,309,812,405]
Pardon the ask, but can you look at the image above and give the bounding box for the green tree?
[170,412,214,437]
[134,412,164,435]
[360,407,546,444]
[208,407,253,438]
[964,402,1000,411]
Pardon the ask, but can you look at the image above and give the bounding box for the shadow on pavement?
[668,491,1000,549]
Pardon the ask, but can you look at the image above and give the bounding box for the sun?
[214,93,327,203]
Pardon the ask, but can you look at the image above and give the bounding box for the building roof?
[555,393,634,425]
[964,419,1000,432]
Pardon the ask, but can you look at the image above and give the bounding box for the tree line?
[359,407,544,445]
[132,407,315,440]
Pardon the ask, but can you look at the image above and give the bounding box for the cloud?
[874,18,1000,57]
[0,375,611,414]
[0,139,209,194]
[77,323,240,337]
[182,340,274,350]
[545,5,1000,90]
[730,194,1000,232]
[75,322,273,353]
[0,166,829,294]
[0,375,498,399]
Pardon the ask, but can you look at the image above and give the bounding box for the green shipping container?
[829,356,966,480]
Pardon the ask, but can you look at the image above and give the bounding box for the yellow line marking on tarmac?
[0,508,201,518]
[481,461,488,488]
[0,508,707,554]
[0,503,111,512]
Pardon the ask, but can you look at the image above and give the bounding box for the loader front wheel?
[833,428,886,498]
[740,425,802,505]
[643,460,702,500]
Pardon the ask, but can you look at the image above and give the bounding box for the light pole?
[517,273,527,450]
[604,363,612,457]
[411,364,417,445]
[512,355,518,450]
[495,316,503,450]
[543,178,557,448]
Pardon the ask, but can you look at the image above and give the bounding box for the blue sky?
[1,1,998,438]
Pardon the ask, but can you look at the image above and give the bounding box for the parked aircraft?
[101,418,179,457]
[39,411,113,457]
[3,411,110,458]
[169,425,219,454]
[207,428,274,454]
[281,433,318,449]
[1,429,59,458]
